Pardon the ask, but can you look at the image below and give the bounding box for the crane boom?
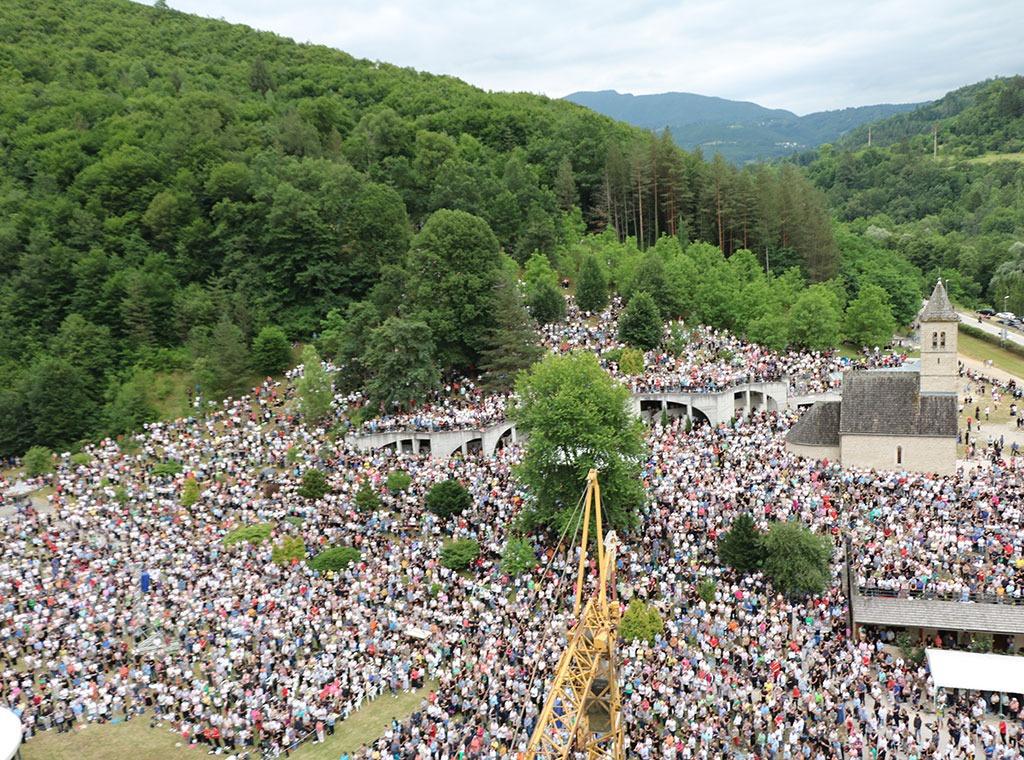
[524,469,624,760]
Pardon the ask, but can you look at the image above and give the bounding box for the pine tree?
[479,277,543,391]
[718,513,765,573]
[554,157,577,211]
[526,281,566,325]
[575,254,608,313]
[618,291,662,350]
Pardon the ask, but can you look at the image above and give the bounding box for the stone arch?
[491,425,515,455]
[689,406,710,427]
[664,401,688,418]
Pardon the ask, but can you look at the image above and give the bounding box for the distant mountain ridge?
[565,90,923,163]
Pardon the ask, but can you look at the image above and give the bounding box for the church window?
[940,332,946,347]
[896,446,903,465]
[931,332,938,348]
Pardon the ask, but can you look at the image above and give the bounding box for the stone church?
[786,280,959,474]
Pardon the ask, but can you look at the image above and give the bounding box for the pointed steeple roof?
[920,279,958,322]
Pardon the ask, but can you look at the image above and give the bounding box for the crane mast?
[524,469,624,760]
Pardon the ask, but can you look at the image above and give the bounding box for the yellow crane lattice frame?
[524,469,624,760]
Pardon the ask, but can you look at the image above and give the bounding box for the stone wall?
[840,434,956,475]
[786,441,841,463]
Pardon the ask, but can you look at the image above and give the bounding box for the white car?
[996,311,1016,320]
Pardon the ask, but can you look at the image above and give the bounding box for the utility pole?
[867,126,872,148]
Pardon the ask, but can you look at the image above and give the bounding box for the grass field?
[957,330,1024,379]
[22,681,436,760]
[964,151,1024,165]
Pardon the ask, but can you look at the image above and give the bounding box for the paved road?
[957,310,1024,349]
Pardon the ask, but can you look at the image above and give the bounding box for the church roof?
[786,400,841,446]
[919,280,959,323]
[838,371,957,437]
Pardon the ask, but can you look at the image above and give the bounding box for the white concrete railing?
[346,380,799,460]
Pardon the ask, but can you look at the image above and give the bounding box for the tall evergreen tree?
[479,276,543,391]
[575,254,608,313]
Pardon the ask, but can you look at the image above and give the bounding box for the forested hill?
[796,75,1024,314]
[565,90,920,163]
[833,77,1024,154]
[0,0,839,455]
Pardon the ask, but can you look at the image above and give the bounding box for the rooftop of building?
[919,279,959,323]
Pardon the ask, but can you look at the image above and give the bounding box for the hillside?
[834,76,1024,154]
[0,0,841,455]
[565,90,920,163]
[798,76,1024,313]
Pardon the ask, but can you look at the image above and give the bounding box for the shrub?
[425,479,472,518]
[309,546,361,572]
[282,515,303,527]
[271,536,306,565]
[897,631,926,665]
[664,322,689,355]
[618,347,645,376]
[500,538,537,576]
[152,461,183,477]
[428,582,442,598]
[285,446,300,464]
[697,578,717,603]
[618,599,663,643]
[440,539,480,570]
[602,347,623,365]
[298,469,329,500]
[761,521,833,597]
[969,632,994,653]
[114,486,129,504]
[386,470,412,492]
[354,483,381,512]
[180,476,200,507]
[23,446,54,477]
[70,452,91,466]
[223,523,273,547]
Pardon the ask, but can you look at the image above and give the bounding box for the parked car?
[996,311,1016,320]
[978,308,996,316]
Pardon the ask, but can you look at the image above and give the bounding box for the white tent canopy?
[926,648,1024,694]
[0,707,20,760]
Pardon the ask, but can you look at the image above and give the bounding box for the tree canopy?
[512,353,647,534]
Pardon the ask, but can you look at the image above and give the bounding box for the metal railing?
[858,586,1024,606]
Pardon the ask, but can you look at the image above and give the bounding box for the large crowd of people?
[350,299,908,437]
[0,312,1020,760]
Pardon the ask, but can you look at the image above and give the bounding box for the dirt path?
[959,353,1023,385]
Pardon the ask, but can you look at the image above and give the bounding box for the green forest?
[0,0,1020,457]
[796,76,1024,310]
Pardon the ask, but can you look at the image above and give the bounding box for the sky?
[159,0,1022,114]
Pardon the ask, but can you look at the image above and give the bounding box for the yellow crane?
[524,469,624,760]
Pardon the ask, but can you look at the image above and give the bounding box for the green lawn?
[22,681,436,760]
[957,330,1024,379]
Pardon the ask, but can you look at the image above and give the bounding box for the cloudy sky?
[161,0,1021,114]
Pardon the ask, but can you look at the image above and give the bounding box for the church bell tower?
[918,279,958,395]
